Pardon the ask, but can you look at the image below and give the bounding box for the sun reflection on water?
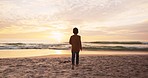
[55,50,62,54]
[0,49,148,58]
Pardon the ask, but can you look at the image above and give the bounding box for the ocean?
[0,41,148,58]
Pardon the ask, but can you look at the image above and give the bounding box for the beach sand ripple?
[0,55,148,78]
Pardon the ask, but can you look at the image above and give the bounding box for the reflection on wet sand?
[0,49,148,58]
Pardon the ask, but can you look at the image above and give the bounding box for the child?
[69,27,82,69]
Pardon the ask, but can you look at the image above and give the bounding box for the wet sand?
[0,55,148,78]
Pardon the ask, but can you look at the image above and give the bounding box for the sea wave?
[0,41,148,51]
[85,41,146,44]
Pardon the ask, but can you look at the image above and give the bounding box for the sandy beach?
[0,55,148,78]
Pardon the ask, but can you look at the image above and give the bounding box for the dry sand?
[0,55,148,78]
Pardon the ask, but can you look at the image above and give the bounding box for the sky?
[0,0,148,43]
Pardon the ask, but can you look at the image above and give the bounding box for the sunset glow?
[50,31,64,42]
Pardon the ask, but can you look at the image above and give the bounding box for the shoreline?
[34,53,148,59]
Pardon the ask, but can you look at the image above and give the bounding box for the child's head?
[73,27,78,35]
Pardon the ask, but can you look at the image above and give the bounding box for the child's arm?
[69,36,72,44]
[80,36,82,51]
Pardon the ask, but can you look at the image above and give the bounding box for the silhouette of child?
[69,27,82,69]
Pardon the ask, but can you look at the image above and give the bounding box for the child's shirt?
[69,35,82,52]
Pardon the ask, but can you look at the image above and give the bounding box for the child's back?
[69,34,82,52]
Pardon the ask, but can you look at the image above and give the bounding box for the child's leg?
[76,52,79,65]
[72,52,75,65]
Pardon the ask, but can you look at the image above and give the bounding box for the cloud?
[0,0,148,41]
[53,0,148,26]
